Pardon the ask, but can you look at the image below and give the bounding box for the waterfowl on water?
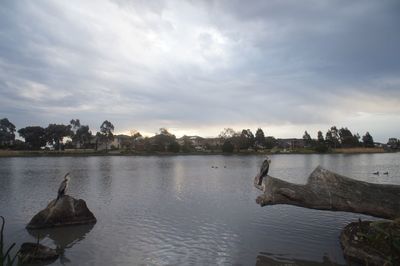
[383,171,389,175]
[373,171,379,175]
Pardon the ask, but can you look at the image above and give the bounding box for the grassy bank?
[332,147,385,154]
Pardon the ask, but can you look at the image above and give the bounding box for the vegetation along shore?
[0,117,399,157]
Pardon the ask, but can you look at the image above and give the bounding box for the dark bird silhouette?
[373,171,379,175]
[57,173,70,200]
[257,157,271,186]
[383,171,389,175]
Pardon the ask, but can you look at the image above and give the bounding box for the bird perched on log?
[56,173,70,200]
[257,157,271,186]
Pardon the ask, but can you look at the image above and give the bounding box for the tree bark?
[254,166,400,219]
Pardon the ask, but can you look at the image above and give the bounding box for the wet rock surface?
[18,242,59,263]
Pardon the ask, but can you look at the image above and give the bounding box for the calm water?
[0,153,399,265]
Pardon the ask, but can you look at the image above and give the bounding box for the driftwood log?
[254,165,400,219]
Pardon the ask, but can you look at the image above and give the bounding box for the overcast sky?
[1,0,399,141]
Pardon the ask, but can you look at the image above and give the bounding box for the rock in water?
[340,220,400,265]
[26,195,97,229]
[19,242,59,263]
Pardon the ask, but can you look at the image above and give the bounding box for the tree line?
[302,126,375,153]
[0,117,394,153]
[0,118,115,151]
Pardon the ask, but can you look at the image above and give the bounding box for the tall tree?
[218,128,237,140]
[0,118,16,147]
[70,119,81,132]
[315,130,328,153]
[362,132,374,147]
[239,129,255,149]
[222,140,234,153]
[303,131,312,147]
[325,130,333,148]
[330,126,340,148]
[265,136,277,149]
[317,131,324,143]
[76,125,92,148]
[255,128,266,148]
[45,124,72,151]
[99,120,114,151]
[339,127,359,148]
[218,128,240,151]
[70,119,92,148]
[152,128,177,152]
[18,126,47,150]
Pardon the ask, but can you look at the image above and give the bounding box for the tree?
[76,125,92,148]
[151,128,176,152]
[315,130,328,153]
[168,141,181,153]
[222,140,234,153]
[330,126,340,148]
[218,128,237,140]
[255,128,267,148]
[70,119,81,132]
[325,126,340,148]
[99,120,114,151]
[314,131,328,153]
[339,127,359,148]
[45,124,72,151]
[325,130,333,148]
[265,136,277,149]
[317,131,324,143]
[362,132,374,147]
[218,128,240,151]
[303,131,312,147]
[0,118,16,147]
[239,129,255,150]
[18,126,47,150]
[387,138,399,150]
[181,136,194,153]
[70,119,92,148]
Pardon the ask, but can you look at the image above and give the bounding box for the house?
[277,138,305,149]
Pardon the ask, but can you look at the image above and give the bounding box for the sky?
[0,0,399,142]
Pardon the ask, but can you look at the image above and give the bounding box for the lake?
[0,153,399,265]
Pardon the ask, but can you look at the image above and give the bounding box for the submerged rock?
[26,195,96,229]
[340,220,400,266]
[18,242,59,263]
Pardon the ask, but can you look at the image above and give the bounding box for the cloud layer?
[1,0,399,141]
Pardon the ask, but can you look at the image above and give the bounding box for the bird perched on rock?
[257,157,271,186]
[57,173,70,200]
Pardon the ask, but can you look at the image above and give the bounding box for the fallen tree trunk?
[254,166,400,219]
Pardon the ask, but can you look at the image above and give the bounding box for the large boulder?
[26,195,96,229]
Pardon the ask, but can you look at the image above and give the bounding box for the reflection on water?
[27,224,94,265]
[0,154,399,265]
[27,224,94,249]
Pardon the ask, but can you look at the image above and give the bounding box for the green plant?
[0,216,18,266]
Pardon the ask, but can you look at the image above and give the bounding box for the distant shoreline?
[0,147,391,158]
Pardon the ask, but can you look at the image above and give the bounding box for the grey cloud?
[0,0,399,141]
